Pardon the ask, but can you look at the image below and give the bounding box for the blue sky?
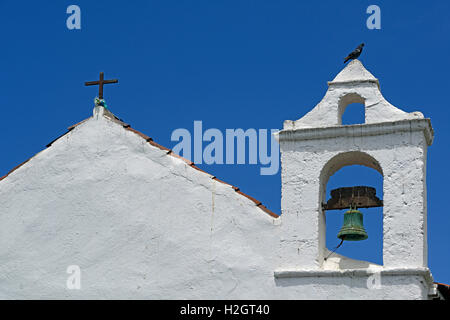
[0,1,449,284]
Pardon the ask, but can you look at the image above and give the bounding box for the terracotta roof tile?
[167,150,194,166]
[148,140,171,152]
[67,118,91,131]
[125,127,151,141]
[435,282,450,287]
[236,190,262,206]
[0,159,30,182]
[257,204,279,218]
[435,282,450,300]
[211,177,233,187]
[190,164,212,175]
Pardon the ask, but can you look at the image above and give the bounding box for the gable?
[0,109,279,298]
[0,110,277,219]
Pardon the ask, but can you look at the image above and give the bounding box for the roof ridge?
[0,115,279,219]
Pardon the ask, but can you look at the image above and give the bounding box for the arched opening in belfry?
[319,151,383,266]
[338,93,366,125]
[341,103,365,125]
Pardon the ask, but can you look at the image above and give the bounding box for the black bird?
[344,43,365,63]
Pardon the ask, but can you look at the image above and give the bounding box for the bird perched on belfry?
[344,43,365,63]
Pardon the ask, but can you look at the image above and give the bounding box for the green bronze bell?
[337,206,368,241]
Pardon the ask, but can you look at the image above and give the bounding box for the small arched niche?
[338,93,366,125]
[319,151,384,268]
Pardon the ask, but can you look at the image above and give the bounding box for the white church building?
[0,60,447,300]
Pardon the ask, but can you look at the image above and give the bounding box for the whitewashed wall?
[0,113,282,299]
[0,60,436,299]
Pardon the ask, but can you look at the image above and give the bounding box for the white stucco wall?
[0,60,437,300]
[0,111,283,299]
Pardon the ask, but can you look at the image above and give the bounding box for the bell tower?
[274,60,436,299]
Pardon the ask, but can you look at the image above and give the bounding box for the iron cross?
[85,72,118,99]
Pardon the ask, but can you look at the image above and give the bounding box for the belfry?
[275,59,436,299]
